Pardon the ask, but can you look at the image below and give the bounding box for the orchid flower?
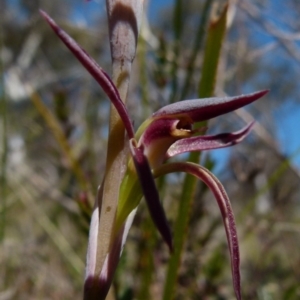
[41,11,268,300]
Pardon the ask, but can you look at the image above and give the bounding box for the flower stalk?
[87,0,144,297]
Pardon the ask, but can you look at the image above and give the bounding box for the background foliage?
[1,0,300,299]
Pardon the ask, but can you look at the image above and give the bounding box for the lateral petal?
[167,121,255,158]
[154,162,241,300]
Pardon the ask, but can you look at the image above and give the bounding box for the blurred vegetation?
[1,0,300,299]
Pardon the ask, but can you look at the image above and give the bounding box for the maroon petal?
[129,139,173,252]
[153,90,268,123]
[167,121,255,158]
[154,162,241,300]
[40,10,135,139]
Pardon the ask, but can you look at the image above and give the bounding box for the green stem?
[169,0,183,103]
[180,0,214,100]
[163,5,228,299]
[162,154,198,300]
[96,66,130,274]
[94,0,144,275]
